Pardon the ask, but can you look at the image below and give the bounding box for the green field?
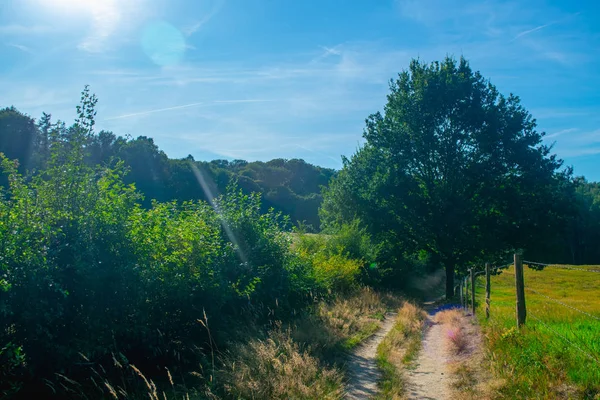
[475,264,600,399]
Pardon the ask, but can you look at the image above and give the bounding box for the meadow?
[475,264,600,399]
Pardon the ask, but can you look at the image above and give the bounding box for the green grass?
[475,264,600,399]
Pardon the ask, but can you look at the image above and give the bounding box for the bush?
[294,230,364,293]
[311,253,361,293]
[0,131,314,397]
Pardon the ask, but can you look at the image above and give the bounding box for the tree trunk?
[445,265,455,299]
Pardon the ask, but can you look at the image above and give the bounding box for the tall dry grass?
[57,288,399,399]
[51,352,209,400]
[219,328,343,399]
[318,287,391,347]
[217,287,400,399]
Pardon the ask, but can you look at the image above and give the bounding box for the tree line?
[0,101,335,230]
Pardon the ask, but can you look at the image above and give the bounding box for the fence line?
[525,287,600,322]
[523,261,600,274]
[461,254,600,370]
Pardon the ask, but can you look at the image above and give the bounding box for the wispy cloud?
[104,99,275,120]
[6,43,32,54]
[0,24,54,35]
[175,125,356,164]
[183,0,224,36]
[310,45,343,63]
[532,108,594,119]
[550,129,600,157]
[320,45,342,57]
[512,23,553,41]
[575,129,600,144]
[559,147,600,157]
[0,84,72,110]
[545,128,577,139]
[292,144,343,167]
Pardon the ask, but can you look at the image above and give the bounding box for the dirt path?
[345,313,397,399]
[405,312,451,400]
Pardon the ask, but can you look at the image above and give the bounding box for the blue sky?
[1,0,599,179]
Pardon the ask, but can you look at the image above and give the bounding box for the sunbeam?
[190,162,248,264]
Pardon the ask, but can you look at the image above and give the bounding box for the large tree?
[321,57,569,297]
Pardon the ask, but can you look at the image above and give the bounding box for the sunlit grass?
[475,264,600,398]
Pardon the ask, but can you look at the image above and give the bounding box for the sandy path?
[405,312,451,400]
[345,313,397,399]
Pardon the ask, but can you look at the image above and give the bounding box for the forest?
[1,57,600,399]
[0,104,335,230]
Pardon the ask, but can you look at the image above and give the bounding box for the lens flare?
[190,163,248,264]
[141,21,186,66]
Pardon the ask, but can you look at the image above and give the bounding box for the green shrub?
[294,229,365,293]
[0,120,315,397]
[312,252,361,292]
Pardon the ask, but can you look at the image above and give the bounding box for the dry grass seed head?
[221,328,342,399]
[435,309,464,325]
[445,326,469,355]
[103,382,118,399]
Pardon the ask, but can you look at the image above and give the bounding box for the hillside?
[0,107,336,230]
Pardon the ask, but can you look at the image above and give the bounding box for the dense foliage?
[321,57,598,297]
[0,90,356,398]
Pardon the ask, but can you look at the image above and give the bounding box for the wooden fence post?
[514,253,526,327]
[459,279,463,308]
[485,262,491,319]
[464,277,468,310]
[470,268,476,314]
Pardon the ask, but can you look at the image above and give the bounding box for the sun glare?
[36,0,110,17]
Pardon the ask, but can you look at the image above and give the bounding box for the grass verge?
[375,302,425,399]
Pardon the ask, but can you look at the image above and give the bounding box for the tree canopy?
[322,57,574,297]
